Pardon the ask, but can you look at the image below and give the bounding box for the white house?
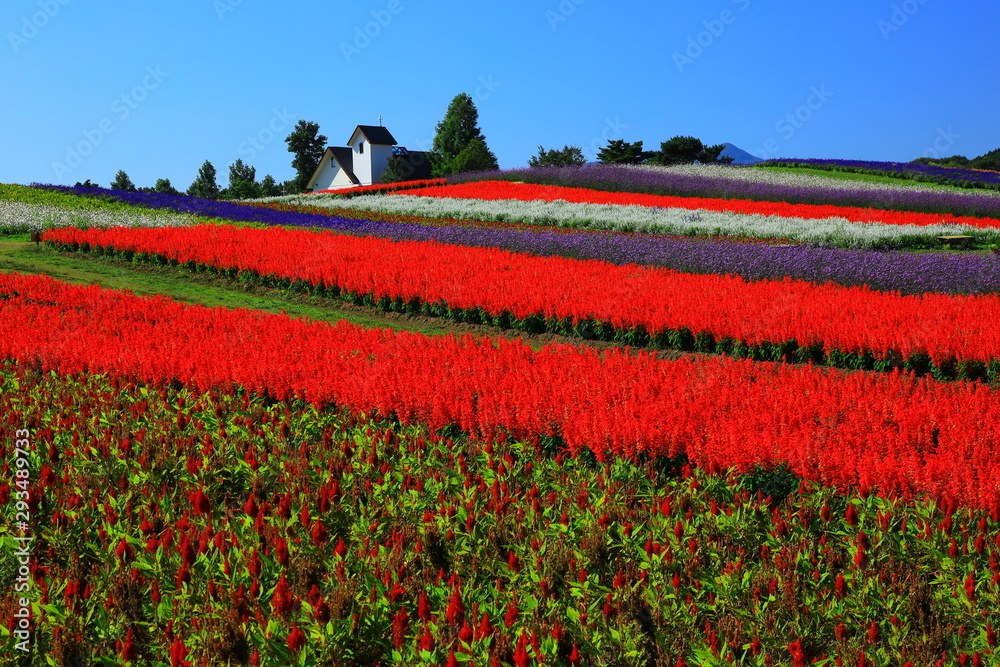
[305,125,432,191]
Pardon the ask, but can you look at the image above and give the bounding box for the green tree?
[379,156,408,184]
[186,160,221,199]
[971,148,1000,171]
[259,174,283,197]
[699,143,734,164]
[648,136,732,166]
[225,159,260,200]
[73,179,99,189]
[110,170,137,192]
[153,178,179,195]
[646,136,704,166]
[596,139,650,165]
[450,137,501,174]
[430,93,499,176]
[285,120,327,193]
[528,145,587,168]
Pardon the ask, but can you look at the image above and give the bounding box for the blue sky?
[2,0,997,189]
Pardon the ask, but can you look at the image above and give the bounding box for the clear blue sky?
[3,0,997,188]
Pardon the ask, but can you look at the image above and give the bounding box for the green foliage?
[186,160,221,199]
[379,155,409,184]
[913,155,972,169]
[153,178,179,195]
[285,120,328,194]
[259,174,283,197]
[528,145,587,168]
[971,148,1000,171]
[73,179,100,189]
[739,463,800,505]
[449,137,500,175]
[5,359,998,665]
[430,93,499,176]
[647,136,733,166]
[596,139,650,165]
[225,159,261,200]
[110,170,137,192]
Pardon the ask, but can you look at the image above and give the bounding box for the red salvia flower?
[513,632,530,667]
[311,518,328,546]
[392,606,409,649]
[287,624,306,655]
[835,573,847,598]
[271,572,293,618]
[504,601,519,628]
[419,624,434,652]
[190,488,210,516]
[446,588,465,626]
[120,627,138,662]
[569,643,581,667]
[418,590,431,622]
[845,503,858,527]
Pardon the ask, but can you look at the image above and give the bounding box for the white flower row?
[272,192,990,248]
[0,200,196,233]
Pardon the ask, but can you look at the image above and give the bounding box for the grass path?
[0,236,670,355]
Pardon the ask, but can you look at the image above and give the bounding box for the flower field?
[445,164,1000,219]
[42,224,1000,378]
[3,164,1000,665]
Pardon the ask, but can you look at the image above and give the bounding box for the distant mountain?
[718,143,763,165]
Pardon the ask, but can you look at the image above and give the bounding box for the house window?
[358,142,364,154]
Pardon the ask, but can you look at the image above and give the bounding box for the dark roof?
[352,125,397,146]
[329,147,360,184]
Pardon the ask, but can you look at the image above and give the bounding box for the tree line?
[527,136,734,168]
[912,148,1000,172]
[85,93,735,197]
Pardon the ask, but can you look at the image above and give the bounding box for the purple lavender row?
[760,158,1000,188]
[32,184,1000,296]
[449,165,1000,220]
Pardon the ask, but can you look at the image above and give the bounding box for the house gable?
[306,147,360,192]
[305,124,418,191]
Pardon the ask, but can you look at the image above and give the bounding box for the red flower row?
[310,179,446,196]
[392,180,1000,229]
[45,224,1000,366]
[2,271,999,510]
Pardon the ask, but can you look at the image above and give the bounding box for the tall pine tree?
[430,93,498,176]
[187,160,220,199]
[225,159,260,200]
[110,170,137,191]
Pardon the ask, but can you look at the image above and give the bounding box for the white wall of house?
[352,136,371,185]
[308,153,355,191]
[369,143,394,185]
